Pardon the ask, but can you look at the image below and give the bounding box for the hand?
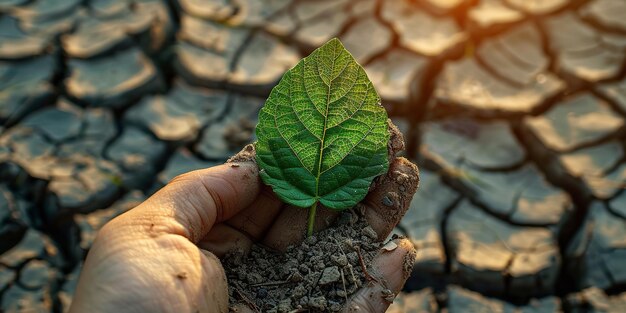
[70,127,419,313]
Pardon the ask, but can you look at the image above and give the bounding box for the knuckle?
[169,169,201,185]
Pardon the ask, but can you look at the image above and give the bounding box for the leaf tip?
[327,37,342,44]
[324,37,346,50]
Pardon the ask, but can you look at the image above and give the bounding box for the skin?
[69,156,418,313]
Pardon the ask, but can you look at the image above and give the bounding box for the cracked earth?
[0,0,625,312]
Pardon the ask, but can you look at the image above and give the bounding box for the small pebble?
[346,252,358,264]
[350,212,359,223]
[314,260,326,271]
[382,195,394,206]
[349,304,361,311]
[237,270,246,280]
[277,299,292,313]
[247,272,263,284]
[322,242,335,252]
[336,289,347,298]
[342,238,354,250]
[382,241,398,252]
[306,235,318,245]
[394,171,407,183]
[381,289,395,302]
[361,226,378,240]
[299,296,309,307]
[293,285,307,298]
[309,296,328,311]
[329,301,342,312]
[256,287,268,299]
[319,266,341,285]
[331,254,348,267]
[289,272,303,282]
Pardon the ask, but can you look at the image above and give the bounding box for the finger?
[386,118,406,160]
[367,119,405,193]
[197,186,283,257]
[225,144,285,241]
[261,204,339,251]
[196,144,284,256]
[344,238,416,313]
[361,157,419,241]
[113,162,260,243]
[197,188,283,258]
[197,223,254,258]
[229,143,337,251]
[225,185,284,240]
[200,174,283,258]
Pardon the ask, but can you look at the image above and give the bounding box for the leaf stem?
[307,201,318,237]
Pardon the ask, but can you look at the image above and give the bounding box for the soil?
[223,208,385,313]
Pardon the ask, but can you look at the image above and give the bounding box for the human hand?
[70,123,419,313]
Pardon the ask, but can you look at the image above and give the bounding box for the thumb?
[344,238,417,313]
[115,162,261,243]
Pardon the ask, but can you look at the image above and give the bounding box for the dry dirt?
[223,208,388,313]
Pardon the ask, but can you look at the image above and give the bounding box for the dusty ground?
[224,210,381,312]
[1,0,625,312]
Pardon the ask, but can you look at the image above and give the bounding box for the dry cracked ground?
[0,0,625,312]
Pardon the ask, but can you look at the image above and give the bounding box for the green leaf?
[255,38,389,211]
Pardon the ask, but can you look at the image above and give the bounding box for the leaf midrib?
[314,68,331,201]
[313,45,343,201]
